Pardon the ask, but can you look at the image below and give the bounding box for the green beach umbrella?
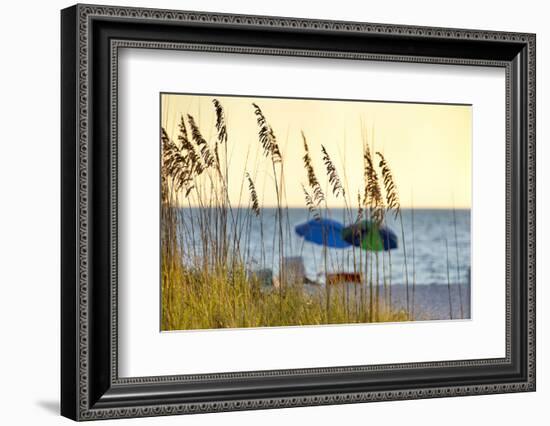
[341,220,398,251]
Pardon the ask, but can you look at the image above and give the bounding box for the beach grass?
[160,97,428,330]
[161,257,409,330]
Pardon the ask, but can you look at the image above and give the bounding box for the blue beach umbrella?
[341,220,398,251]
[295,218,351,248]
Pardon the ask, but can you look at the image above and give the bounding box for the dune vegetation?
[161,98,435,331]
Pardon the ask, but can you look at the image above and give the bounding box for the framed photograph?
[61,4,536,421]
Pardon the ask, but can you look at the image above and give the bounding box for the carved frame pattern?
[61,4,536,421]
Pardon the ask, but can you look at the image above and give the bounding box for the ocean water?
[176,207,471,288]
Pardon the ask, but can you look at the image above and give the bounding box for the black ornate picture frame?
[61,4,536,421]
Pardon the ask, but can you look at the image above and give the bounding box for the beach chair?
[282,256,306,286]
[326,272,362,285]
[247,268,273,287]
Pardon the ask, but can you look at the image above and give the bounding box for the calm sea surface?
[176,208,471,288]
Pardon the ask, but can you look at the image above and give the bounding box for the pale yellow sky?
[161,94,471,209]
